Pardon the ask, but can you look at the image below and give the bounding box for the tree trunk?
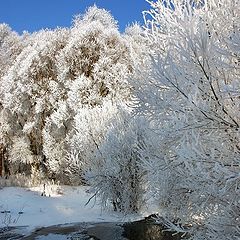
[0,144,5,177]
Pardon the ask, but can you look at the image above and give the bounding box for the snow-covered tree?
[0,24,24,78]
[133,0,240,239]
[0,24,26,176]
[59,6,133,106]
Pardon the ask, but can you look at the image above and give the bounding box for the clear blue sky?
[0,0,150,33]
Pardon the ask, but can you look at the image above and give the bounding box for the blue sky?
[0,0,150,33]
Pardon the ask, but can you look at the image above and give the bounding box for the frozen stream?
[0,219,184,240]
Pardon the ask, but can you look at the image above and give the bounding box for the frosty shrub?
[86,108,149,213]
[133,0,240,239]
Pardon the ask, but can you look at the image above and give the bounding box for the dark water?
[0,218,185,240]
[122,218,183,240]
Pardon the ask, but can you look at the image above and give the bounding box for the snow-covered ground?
[0,185,145,233]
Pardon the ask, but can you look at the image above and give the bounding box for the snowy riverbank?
[0,185,143,233]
